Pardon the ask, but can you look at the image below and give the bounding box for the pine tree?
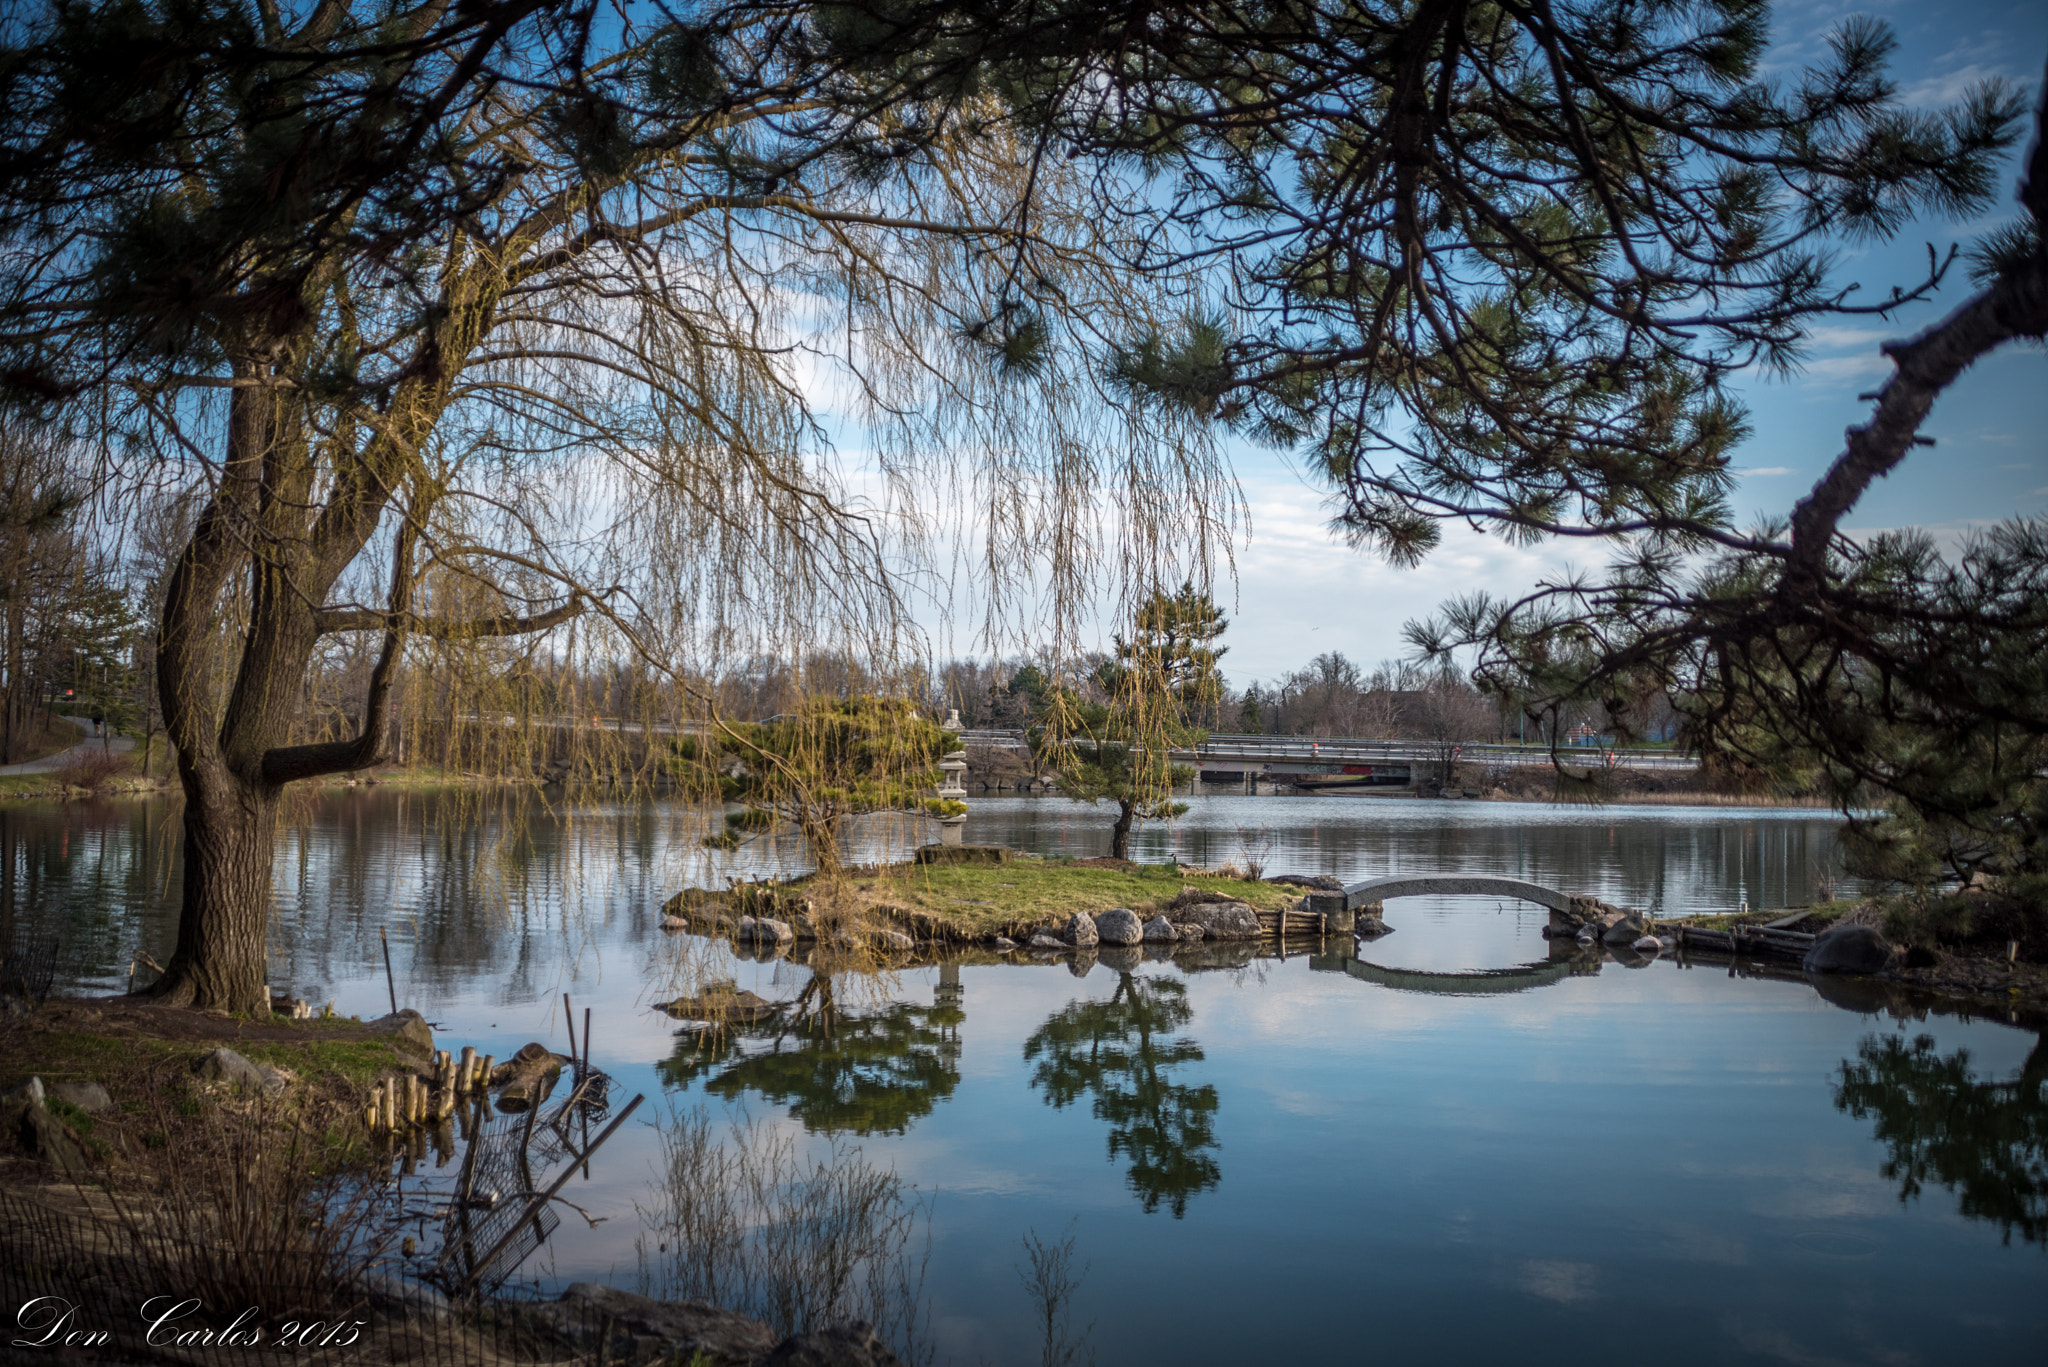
[1037,583,1226,859]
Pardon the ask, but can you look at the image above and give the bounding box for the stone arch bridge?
[1302,874,1579,925]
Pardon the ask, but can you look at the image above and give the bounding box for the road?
[0,714,137,775]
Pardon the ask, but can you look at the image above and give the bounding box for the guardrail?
[957,729,1698,771]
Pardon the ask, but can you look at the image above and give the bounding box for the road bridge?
[957,730,1698,773]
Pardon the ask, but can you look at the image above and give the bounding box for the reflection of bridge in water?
[1309,950,1598,996]
[1303,873,1600,995]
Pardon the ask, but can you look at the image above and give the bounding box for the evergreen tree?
[1037,583,1225,859]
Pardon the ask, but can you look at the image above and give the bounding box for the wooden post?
[457,1046,477,1095]
[477,1054,495,1093]
[380,1080,396,1133]
[564,993,578,1067]
[366,1085,382,1133]
[379,926,398,1016]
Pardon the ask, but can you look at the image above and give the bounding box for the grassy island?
[729,854,1303,942]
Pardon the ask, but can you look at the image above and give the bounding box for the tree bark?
[1109,800,1136,861]
[154,776,280,1012]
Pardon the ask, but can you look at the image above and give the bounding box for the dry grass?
[636,1104,930,1363]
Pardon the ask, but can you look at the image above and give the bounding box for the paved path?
[0,714,136,775]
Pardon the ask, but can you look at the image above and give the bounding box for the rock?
[49,1081,111,1113]
[1174,901,1261,940]
[1093,908,1144,946]
[492,1041,566,1110]
[1028,933,1068,950]
[1903,944,1938,968]
[1631,935,1663,954]
[4,1076,45,1108]
[1142,916,1179,944]
[1168,887,1234,910]
[1803,923,1893,975]
[366,1009,435,1057]
[193,1047,286,1095]
[661,914,691,930]
[1601,914,1651,945]
[1097,946,1141,973]
[734,914,797,944]
[991,936,1017,950]
[1066,951,1098,978]
[10,1098,90,1176]
[362,1271,451,1320]
[543,1283,777,1367]
[655,989,779,1024]
[867,928,916,953]
[793,913,817,939]
[1065,912,1099,949]
[913,844,1010,866]
[1177,923,1207,941]
[756,1320,906,1367]
[1356,911,1391,938]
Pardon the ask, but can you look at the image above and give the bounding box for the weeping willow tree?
[675,694,963,873]
[0,0,1234,1011]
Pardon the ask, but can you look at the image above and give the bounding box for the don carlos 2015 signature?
[12,1296,369,1351]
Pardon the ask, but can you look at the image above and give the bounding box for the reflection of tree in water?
[1834,1031,2048,1245]
[657,972,962,1136]
[1024,972,1219,1217]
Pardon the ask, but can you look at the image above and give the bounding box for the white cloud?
[1735,466,1797,477]
[1798,353,1893,384]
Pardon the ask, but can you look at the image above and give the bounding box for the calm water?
[7,791,2043,1365]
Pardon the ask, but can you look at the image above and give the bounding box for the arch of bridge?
[1345,874,1572,914]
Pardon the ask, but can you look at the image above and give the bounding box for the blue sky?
[1209,0,2048,687]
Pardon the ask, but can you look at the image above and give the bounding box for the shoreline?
[3,765,1838,812]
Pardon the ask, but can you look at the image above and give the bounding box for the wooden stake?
[564,993,578,1066]
[379,926,398,1016]
[457,1046,477,1095]
[380,1080,396,1132]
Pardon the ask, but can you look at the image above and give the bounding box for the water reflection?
[1023,971,1220,1217]
[657,968,963,1136]
[1834,1029,2048,1246]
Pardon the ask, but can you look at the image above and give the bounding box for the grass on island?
[1670,899,1863,931]
[789,857,1302,940]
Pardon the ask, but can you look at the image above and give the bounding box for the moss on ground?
[790,857,1300,940]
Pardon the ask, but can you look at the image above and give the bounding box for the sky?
[1192,0,2048,687]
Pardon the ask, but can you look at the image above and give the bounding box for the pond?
[7,791,2044,1365]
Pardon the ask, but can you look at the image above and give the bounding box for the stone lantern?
[936,748,969,846]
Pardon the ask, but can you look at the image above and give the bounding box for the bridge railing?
[956,729,1697,770]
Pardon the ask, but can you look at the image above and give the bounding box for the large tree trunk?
[1109,800,1136,860]
[153,775,280,1013]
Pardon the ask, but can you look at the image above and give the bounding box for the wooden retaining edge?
[1256,907,1338,938]
[1674,924,1816,958]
